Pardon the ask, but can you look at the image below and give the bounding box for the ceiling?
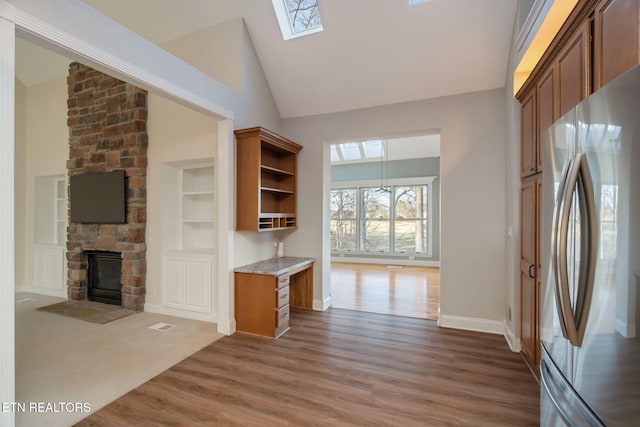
[18,0,518,119]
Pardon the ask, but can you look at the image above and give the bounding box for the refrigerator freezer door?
[541,348,604,427]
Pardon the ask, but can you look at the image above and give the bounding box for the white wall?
[160,18,282,269]
[21,77,68,288]
[162,20,242,93]
[15,79,27,288]
[146,94,218,307]
[281,89,508,330]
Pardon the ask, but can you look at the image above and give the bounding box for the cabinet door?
[520,178,538,368]
[185,256,212,313]
[556,20,591,118]
[162,256,185,309]
[536,67,556,174]
[594,0,640,90]
[33,246,65,291]
[521,89,537,178]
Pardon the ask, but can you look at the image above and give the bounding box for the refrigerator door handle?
[552,158,574,340]
[573,154,598,346]
[553,154,598,347]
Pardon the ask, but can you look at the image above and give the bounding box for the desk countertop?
[234,256,315,276]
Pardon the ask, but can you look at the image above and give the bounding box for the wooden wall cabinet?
[556,19,591,118]
[235,127,302,232]
[520,89,537,178]
[594,0,640,90]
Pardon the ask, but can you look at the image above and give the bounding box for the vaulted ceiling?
[19,0,518,118]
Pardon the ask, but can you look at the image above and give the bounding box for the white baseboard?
[144,303,217,324]
[504,323,521,352]
[438,314,505,335]
[313,296,332,311]
[15,285,66,299]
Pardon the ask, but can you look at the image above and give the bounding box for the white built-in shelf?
[35,174,67,247]
[181,165,214,250]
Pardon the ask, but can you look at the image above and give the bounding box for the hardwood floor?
[77,308,539,426]
[331,262,440,319]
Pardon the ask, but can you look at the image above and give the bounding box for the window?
[394,185,428,253]
[330,188,357,251]
[361,187,391,252]
[272,0,323,40]
[331,140,385,164]
[331,178,435,256]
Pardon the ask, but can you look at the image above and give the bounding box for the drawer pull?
[281,311,289,319]
[280,293,288,299]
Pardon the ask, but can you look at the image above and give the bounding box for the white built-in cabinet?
[161,160,215,321]
[33,175,66,296]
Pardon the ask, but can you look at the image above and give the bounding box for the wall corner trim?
[313,296,332,311]
[504,323,522,353]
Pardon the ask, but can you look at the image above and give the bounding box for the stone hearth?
[65,63,148,311]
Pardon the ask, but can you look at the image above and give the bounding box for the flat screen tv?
[70,170,126,224]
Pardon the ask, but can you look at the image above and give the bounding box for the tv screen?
[70,170,126,224]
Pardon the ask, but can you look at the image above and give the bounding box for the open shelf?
[235,127,302,232]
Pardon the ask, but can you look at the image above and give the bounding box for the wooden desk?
[234,257,314,338]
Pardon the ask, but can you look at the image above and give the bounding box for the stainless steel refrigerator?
[540,65,640,426]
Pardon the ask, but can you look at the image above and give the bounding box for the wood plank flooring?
[331,262,440,319]
[77,308,539,426]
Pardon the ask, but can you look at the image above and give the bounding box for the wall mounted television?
[70,170,127,224]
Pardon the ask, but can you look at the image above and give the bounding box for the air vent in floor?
[148,322,176,332]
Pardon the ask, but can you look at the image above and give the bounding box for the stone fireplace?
[65,63,148,311]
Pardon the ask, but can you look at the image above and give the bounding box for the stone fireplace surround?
[65,63,148,311]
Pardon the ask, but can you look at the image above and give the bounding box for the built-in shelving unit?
[181,165,215,252]
[33,174,66,296]
[235,127,302,232]
[160,159,215,321]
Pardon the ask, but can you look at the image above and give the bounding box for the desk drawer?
[277,274,290,288]
[276,304,290,328]
[276,285,290,308]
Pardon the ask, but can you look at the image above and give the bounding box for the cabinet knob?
[528,264,535,279]
[281,311,289,319]
[280,294,288,299]
[529,167,535,172]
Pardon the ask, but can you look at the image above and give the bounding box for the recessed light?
[409,0,431,5]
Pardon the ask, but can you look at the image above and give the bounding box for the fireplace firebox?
[87,251,122,305]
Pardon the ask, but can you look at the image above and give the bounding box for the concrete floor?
[15,293,223,427]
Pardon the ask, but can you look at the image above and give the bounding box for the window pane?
[394,220,427,253]
[362,187,390,219]
[285,0,322,33]
[330,189,357,219]
[330,144,340,163]
[331,220,356,251]
[362,220,390,252]
[395,185,427,219]
[362,140,383,158]
[340,142,361,161]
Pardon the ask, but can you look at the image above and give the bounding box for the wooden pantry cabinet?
[235,127,302,232]
[516,0,640,373]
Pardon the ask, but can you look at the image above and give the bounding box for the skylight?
[272,0,323,40]
[331,140,385,164]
